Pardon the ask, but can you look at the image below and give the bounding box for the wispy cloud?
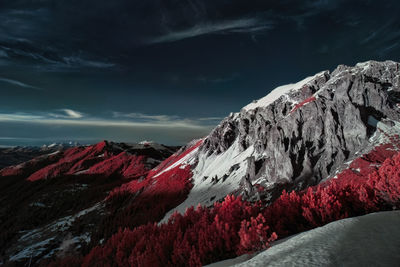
[0,110,220,130]
[61,109,84,119]
[197,117,224,121]
[112,112,221,126]
[197,73,239,84]
[62,56,115,69]
[0,77,42,90]
[0,109,85,122]
[149,18,274,44]
[0,44,116,71]
[112,112,178,122]
[379,42,399,57]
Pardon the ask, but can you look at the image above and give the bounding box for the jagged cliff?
[203,60,400,186]
[162,60,400,220]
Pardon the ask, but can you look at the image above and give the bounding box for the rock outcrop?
[201,60,400,189]
[162,60,400,220]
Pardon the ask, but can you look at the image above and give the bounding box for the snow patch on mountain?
[243,71,326,111]
[9,237,56,262]
[7,202,104,262]
[162,139,257,222]
[226,211,400,267]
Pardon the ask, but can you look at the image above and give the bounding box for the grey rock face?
[201,60,400,190]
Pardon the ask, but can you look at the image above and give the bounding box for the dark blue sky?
[0,0,399,146]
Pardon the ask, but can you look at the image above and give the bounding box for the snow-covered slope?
[161,60,400,222]
[243,71,326,111]
[210,211,400,267]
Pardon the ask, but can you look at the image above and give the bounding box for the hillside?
[0,141,178,265]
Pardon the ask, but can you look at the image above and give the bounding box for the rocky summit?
[163,60,400,219]
[203,60,400,189]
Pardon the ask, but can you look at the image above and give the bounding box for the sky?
[0,0,400,146]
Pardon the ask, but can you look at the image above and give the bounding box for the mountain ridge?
[160,59,400,221]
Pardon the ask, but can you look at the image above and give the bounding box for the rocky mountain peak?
[162,60,400,216]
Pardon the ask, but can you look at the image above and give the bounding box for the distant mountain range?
[0,143,76,170]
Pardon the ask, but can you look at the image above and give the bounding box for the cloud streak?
[0,77,42,90]
[112,112,177,122]
[149,18,274,44]
[61,109,84,119]
[0,110,220,130]
[112,111,221,127]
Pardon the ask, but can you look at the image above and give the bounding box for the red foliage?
[23,141,154,182]
[107,139,203,198]
[77,148,400,267]
[237,214,277,254]
[366,153,400,207]
[88,163,196,248]
[86,152,148,179]
[147,139,203,177]
[82,195,277,267]
[254,183,266,192]
[291,96,316,113]
[330,142,400,187]
[27,141,110,181]
[0,151,63,177]
[51,138,400,267]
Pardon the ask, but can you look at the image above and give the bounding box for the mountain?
[78,60,400,267]
[155,60,400,221]
[0,144,72,170]
[0,141,178,265]
[2,60,400,266]
[0,141,176,180]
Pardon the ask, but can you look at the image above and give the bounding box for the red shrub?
[237,214,277,254]
[367,154,400,207]
[291,96,316,113]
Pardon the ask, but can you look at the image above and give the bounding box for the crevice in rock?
[355,104,386,137]
[326,151,338,174]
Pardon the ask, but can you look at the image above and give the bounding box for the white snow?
[74,169,89,175]
[207,211,400,267]
[49,203,102,232]
[161,139,257,222]
[48,143,57,148]
[242,72,325,111]
[9,237,55,262]
[378,120,400,139]
[153,142,201,178]
[17,203,102,244]
[139,140,154,145]
[355,61,373,72]
[46,151,60,156]
[9,203,103,262]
